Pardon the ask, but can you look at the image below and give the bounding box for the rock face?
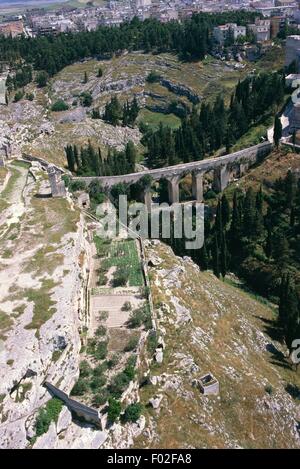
[0,122,12,165]
[0,167,91,449]
[159,78,201,104]
[137,241,300,449]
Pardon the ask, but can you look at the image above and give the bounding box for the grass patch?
[0,310,13,337]
[0,166,23,211]
[138,109,181,131]
[24,279,58,330]
[23,246,64,277]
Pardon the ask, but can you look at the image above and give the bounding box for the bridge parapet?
[73,142,272,205]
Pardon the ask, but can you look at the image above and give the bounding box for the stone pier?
[213,165,230,192]
[167,176,180,204]
[192,171,204,202]
[143,188,152,211]
[47,165,67,197]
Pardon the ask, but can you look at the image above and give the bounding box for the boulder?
[155,349,163,364]
[56,406,72,434]
[32,422,58,449]
[149,394,163,409]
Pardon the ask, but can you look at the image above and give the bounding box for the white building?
[213,23,246,45]
[248,19,271,42]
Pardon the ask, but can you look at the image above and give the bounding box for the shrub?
[36,71,48,88]
[123,364,135,381]
[71,377,88,396]
[35,398,63,437]
[265,385,273,395]
[80,91,93,107]
[69,180,86,192]
[93,389,109,407]
[79,360,92,378]
[146,71,161,83]
[107,353,120,369]
[205,190,217,200]
[51,100,69,112]
[95,325,107,337]
[94,341,108,360]
[98,311,109,322]
[26,92,34,101]
[112,266,128,287]
[107,398,121,424]
[98,270,107,286]
[147,330,158,355]
[14,90,24,102]
[122,403,142,423]
[90,374,106,392]
[124,335,139,352]
[62,174,71,187]
[108,371,130,398]
[121,301,132,311]
[86,338,97,355]
[127,305,151,329]
[93,362,108,376]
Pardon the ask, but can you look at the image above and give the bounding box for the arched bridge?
[72,142,272,207]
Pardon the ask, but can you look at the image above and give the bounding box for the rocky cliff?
[134,241,300,449]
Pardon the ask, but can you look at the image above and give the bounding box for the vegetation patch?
[24,279,58,330]
[35,397,64,438]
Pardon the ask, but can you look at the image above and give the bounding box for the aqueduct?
[72,142,272,207]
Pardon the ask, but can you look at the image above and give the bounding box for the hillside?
[133,241,300,449]
[1,45,284,167]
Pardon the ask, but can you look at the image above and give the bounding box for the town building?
[248,18,271,41]
[213,23,247,44]
[0,20,24,37]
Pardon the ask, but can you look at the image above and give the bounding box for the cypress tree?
[212,233,220,278]
[221,193,230,226]
[273,115,282,148]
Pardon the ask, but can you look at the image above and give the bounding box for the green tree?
[107,398,121,424]
[273,115,282,148]
[122,403,142,423]
[36,71,48,88]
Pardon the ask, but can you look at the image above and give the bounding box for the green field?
[95,237,144,287]
[138,109,181,131]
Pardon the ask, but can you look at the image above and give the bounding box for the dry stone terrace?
[72,142,272,206]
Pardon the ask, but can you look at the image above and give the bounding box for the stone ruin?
[194,372,219,396]
[47,165,67,198]
[0,137,12,167]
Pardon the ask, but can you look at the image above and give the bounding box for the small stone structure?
[75,191,90,209]
[47,165,66,198]
[0,139,12,167]
[197,373,219,396]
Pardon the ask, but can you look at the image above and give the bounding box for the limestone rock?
[155,349,163,364]
[32,422,58,449]
[56,407,72,434]
[149,394,163,409]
